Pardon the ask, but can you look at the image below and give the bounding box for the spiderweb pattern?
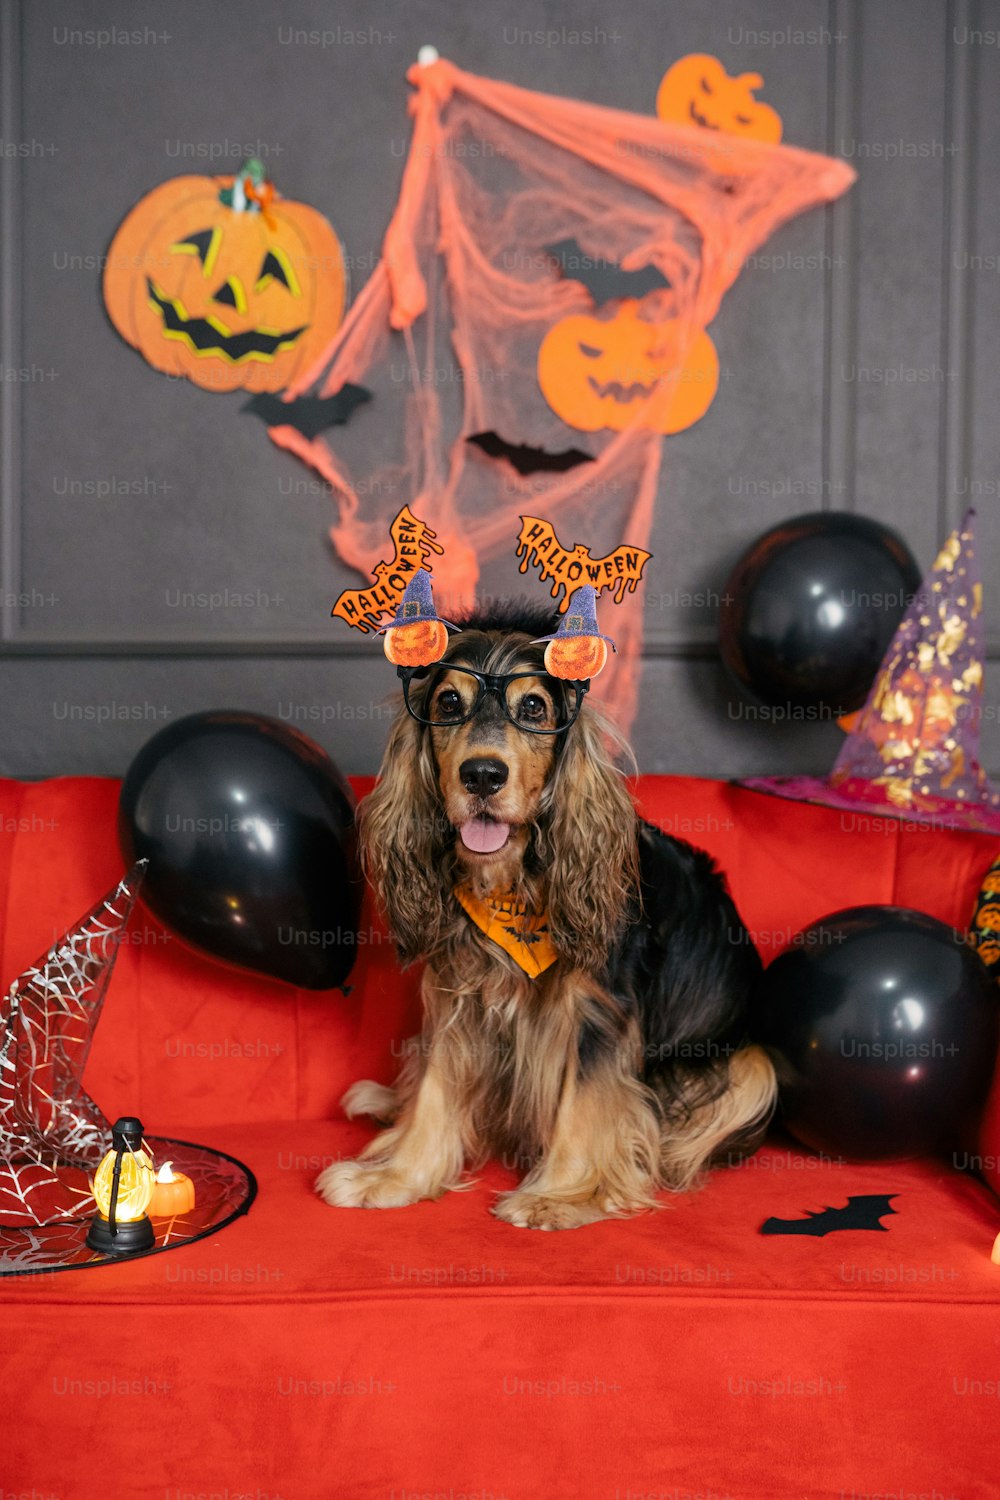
[0,864,145,1226]
[270,57,855,729]
[0,1136,255,1276]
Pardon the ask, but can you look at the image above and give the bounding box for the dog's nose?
[460,757,509,797]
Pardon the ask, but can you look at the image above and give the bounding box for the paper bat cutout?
[467,431,594,476]
[244,383,372,439]
[331,505,444,632]
[760,1195,899,1237]
[516,514,653,612]
[545,237,670,305]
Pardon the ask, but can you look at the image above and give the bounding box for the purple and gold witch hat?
[742,509,1000,833]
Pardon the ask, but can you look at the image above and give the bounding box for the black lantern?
[86,1116,156,1255]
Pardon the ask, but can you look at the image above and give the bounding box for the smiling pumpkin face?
[537,299,719,434]
[656,54,783,144]
[543,635,608,680]
[103,170,346,392]
[382,618,449,668]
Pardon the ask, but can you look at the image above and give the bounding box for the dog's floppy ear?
[357,708,450,964]
[539,703,638,974]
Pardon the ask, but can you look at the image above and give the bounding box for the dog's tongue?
[460,817,511,854]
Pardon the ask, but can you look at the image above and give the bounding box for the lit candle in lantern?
[86,1116,156,1255]
[149,1161,196,1217]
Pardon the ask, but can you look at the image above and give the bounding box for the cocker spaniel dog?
[316,598,776,1230]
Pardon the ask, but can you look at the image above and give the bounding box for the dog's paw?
[315,1159,423,1209]
[340,1079,399,1123]
[492,1191,610,1231]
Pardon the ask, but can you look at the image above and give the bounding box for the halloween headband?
[330,506,445,634]
[331,506,652,677]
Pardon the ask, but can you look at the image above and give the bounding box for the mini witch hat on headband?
[376,568,458,667]
[742,509,1000,833]
[533,585,617,680]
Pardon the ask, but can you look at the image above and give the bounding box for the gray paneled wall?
[2,0,999,779]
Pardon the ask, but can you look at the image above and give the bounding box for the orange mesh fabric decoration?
[270,56,855,729]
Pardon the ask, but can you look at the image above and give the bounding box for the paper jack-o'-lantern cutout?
[656,54,783,145]
[103,159,347,393]
[537,299,719,434]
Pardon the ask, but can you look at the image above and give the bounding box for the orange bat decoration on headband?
[331,506,445,633]
[515,515,652,613]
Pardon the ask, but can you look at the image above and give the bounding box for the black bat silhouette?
[760,1194,899,1237]
[545,237,671,304]
[467,431,594,477]
[243,383,372,439]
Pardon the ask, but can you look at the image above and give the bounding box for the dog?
[316,597,776,1230]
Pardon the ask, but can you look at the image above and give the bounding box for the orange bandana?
[454,886,559,979]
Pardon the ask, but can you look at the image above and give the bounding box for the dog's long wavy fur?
[318,598,777,1229]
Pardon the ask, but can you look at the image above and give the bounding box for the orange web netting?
[270,56,855,729]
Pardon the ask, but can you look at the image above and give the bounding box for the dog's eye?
[435,688,464,720]
[518,693,548,723]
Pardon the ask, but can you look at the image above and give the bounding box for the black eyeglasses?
[398,664,588,735]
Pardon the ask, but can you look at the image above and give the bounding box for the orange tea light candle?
[149,1161,196,1217]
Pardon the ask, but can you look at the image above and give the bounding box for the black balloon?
[752,906,999,1160]
[718,511,921,712]
[119,712,361,990]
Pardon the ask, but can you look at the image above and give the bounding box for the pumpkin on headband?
[537,298,718,435]
[103,159,346,393]
[533,586,616,681]
[376,569,457,668]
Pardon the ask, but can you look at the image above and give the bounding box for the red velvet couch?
[2,772,1000,1500]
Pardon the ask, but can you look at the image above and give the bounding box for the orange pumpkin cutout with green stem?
[537,298,719,434]
[656,54,783,144]
[103,160,346,393]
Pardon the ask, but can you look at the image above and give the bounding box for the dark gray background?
[2,0,998,779]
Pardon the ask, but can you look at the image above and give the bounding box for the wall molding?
[0,633,721,660]
[3,633,1000,661]
[821,0,860,513]
[940,0,977,536]
[0,1,22,642]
